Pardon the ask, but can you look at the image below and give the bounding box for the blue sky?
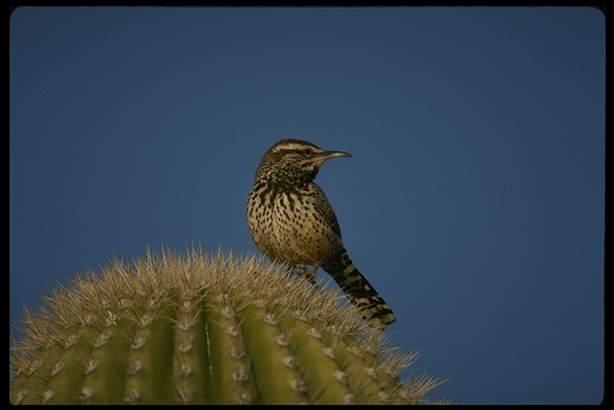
[10,7,604,404]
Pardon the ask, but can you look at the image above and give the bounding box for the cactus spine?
[10,248,445,404]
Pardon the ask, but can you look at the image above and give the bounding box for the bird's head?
[255,139,352,183]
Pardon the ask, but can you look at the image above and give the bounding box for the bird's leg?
[303,265,319,288]
[285,265,319,288]
[283,265,300,282]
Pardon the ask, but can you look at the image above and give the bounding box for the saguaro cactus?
[10,248,445,404]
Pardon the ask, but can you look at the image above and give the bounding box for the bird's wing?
[311,183,343,239]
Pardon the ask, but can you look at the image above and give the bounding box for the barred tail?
[322,248,396,329]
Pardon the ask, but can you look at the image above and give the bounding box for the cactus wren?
[246,138,396,328]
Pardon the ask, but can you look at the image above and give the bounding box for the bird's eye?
[302,149,313,157]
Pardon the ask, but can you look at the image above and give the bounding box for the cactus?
[10,247,446,404]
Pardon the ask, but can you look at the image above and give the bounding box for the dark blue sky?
[10,7,604,404]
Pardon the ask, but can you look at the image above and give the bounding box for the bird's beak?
[321,150,352,160]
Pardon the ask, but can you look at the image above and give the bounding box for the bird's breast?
[247,183,340,267]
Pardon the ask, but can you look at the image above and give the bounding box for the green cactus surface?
[10,248,446,404]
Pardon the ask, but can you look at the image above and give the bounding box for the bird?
[246,138,396,329]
